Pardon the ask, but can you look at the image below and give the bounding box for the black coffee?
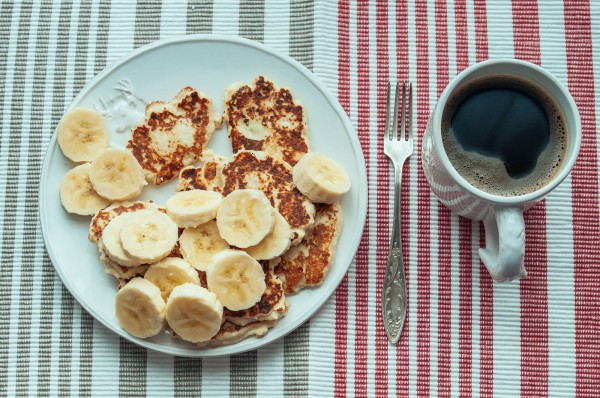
[442,76,567,196]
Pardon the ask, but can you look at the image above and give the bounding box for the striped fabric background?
[0,0,598,397]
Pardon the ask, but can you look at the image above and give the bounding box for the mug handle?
[479,206,527,282]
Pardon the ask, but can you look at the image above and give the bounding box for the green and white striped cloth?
[1,1,320,396]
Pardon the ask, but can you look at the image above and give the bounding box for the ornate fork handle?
[382,164,407,344]
[382,81,412,344]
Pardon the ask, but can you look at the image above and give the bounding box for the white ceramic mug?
[422,59,581,282]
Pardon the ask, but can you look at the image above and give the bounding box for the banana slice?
[119,209,179,264]
[205,250,266,311]
[144,257,201,301]
[292,152,351,203]
[59,163,111,215]
[115,277,166,338]
[216,189,274,248]
[58,108,109,162]
[179,221,230,271]
[244,208,292,260]
[166,190,223,228]
[89,148,147,201]
[166,283,223,343]
[101,213,143,267]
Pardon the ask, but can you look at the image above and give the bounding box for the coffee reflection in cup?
[441,75,568,197]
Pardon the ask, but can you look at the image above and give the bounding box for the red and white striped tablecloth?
[0,1,598,397]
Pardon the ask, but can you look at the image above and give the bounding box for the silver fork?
[382,81,413,344]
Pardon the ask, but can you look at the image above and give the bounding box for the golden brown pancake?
[195,320,277,348]
[178,150,315,244]
[127,87,221,185]
[224,76,309,166]
[275,202,343,294]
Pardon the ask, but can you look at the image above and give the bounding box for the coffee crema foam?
[441,76,567,197]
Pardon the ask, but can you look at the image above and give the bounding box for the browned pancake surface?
[178,150,315,243]
[225,76,308,166]
[196,320,276,348]
[275,202,343,293]
[127,87,219,185]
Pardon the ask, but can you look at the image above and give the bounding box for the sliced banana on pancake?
[216,189,274,248]
[206,250,266,311]
[115,277,166,338]
[292,152,350,204]
[88,200,164,244]
[166,283,223,343]
[179,221,230,271]
[101,213,143,267]
[119,209,179,264]
[144,257,201,301]
[178,150,315,245]
[166,189,222,228]
[90,148,147,201]
[60,163,111,215]
[58,108,109,162]
[244,208,292,260]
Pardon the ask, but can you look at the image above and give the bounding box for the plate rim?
[39,34,368,357]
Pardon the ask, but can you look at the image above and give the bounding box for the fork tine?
[400,82,407,140]
[385,82,392,140]
[407,82,413,141]
[392,82,400,140]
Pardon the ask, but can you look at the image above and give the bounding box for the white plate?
[39,35,367,357]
